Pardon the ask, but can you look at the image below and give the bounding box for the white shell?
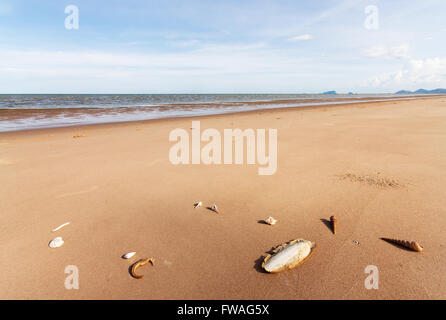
[263,239,315,273]
[265,217,277,225]
[52,222,70,232]
[194,202,202,208]
[122,252,136,259]
[209,204,218,213]
[49,237,64,248]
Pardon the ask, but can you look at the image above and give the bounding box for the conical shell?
[262,239,315,273]
[330,216,337,234]
[381,238,423,252]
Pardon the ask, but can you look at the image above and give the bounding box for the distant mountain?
[395,88,446,94]
[322,91,337,95]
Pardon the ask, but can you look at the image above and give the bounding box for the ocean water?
[0,93,429,132]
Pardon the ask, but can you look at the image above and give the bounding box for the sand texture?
[1,97,446,299]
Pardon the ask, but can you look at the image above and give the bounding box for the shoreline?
[1,95,445,135]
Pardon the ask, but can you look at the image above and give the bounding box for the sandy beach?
[1,96,446,299]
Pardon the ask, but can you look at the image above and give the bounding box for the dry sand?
[1,97,446,299]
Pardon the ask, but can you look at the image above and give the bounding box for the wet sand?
[1,97,446,299]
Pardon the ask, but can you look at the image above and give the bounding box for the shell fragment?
[130,258,155,279]
[264,217,277,225]
[48,237,64,248]
[122,252,136,259]
[52,222,70,232]
[207,204,219,213]
[193,202,202,208]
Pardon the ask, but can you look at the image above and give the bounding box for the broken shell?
[262,239,315,273]
[330,216,337,234]
[264,217,277,225]
[193,202,202,208]
[122,252,136,259]
[207,204,219,213]
[381,238,423,252]
[52,222,70,232]
[48,237,64,248]
[130,258,155,279]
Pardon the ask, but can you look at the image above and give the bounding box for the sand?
[1,97,446,299]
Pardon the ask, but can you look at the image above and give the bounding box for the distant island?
[395,88,446,94]
[322,91,337,95]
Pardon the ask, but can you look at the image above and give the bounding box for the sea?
[0,93,433,132]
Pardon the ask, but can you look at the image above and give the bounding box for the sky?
[0,0,445,94]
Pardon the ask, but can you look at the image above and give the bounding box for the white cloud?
[408,57,446,83]
[364,45,388,58]
[287,34,313,41]
[389,45,410,58]
[364,44,409,59]
[362,57,446,88]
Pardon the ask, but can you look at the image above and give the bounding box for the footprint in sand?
[337,172,403,189]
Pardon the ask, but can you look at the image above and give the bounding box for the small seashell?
[48,237,64,248]
[122,252,136,259]
[193,202,202,208]
[130,258,155,279]
[207,204,219,213]
[330,216,337,234]
[381,237,423,252]
[262,239,315,273]
[352,240,359,245]
[264,217,277,225]
[52,222,70,232]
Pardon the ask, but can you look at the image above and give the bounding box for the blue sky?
[0,0,445,93]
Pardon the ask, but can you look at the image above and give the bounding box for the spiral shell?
[381,238,423,252]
